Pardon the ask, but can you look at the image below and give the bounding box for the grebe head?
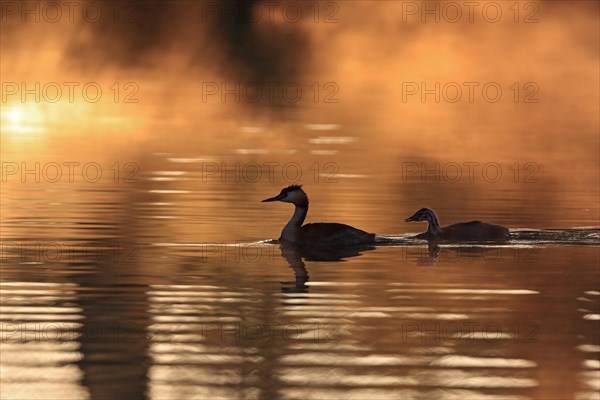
[405,207,437,222]
[262,184,309,207]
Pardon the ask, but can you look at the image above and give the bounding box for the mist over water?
[1,1,599,399]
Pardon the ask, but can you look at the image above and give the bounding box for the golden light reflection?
[1,99,141,144]
[2,104,47,136]
[0,282,87,400]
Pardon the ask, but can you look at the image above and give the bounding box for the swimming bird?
[405,207,510,241]
[262,185,375,247]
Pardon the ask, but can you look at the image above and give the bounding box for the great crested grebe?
[262,185,375,246]
[405,207,510,241]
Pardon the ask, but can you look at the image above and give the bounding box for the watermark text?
[1,162,139,183]
[401,162,540,183]
[1,81,139,103]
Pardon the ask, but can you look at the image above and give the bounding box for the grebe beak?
[262,193,285,202]
[405,215,417,222]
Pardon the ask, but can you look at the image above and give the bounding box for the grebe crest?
[262,184,309,207]
[262,185,375,247]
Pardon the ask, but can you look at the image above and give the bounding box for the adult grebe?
[405,207,510,241]
[262,185,375,246]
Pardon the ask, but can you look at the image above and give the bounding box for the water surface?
[1,141,598,400]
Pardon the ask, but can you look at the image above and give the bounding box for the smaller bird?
[405,207,510,241]
[262,185,375,247]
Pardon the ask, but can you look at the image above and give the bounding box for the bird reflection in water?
[415,239,517,267]
[277,242,375,293]
[416,240,442,266]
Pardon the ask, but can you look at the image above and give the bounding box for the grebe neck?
[280,204,308,243]
[427,211,443,236]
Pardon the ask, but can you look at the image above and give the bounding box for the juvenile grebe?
[405,207,510,241]
[262,185,375,246]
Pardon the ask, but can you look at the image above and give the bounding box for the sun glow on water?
[1,100,139,144]
[2,104,47,136]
